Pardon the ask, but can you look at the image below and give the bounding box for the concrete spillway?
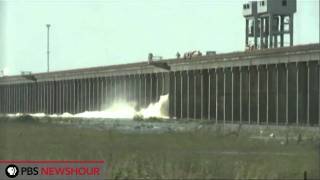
[0,44,320,125]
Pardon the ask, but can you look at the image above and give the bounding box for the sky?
[0,0,319,75]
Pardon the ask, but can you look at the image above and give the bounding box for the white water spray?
[74,101,137,119]
[5,94,169,120]
[137,94,169,119]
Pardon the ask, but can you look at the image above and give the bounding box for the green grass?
[0,116,319,179]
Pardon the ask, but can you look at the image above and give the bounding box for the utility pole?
[46,24,51,72]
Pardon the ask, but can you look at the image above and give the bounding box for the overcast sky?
[0,0,319,75]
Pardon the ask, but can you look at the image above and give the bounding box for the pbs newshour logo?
[5,164,19,178]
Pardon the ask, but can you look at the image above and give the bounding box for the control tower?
[243,1,259,49]
[243,0,296,49]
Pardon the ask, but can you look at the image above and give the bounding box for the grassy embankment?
[0,116,319,179]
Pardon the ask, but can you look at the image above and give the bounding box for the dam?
[1,0,319,126]
[0,44,320,126]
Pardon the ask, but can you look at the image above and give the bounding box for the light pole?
[46,24,51,72]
